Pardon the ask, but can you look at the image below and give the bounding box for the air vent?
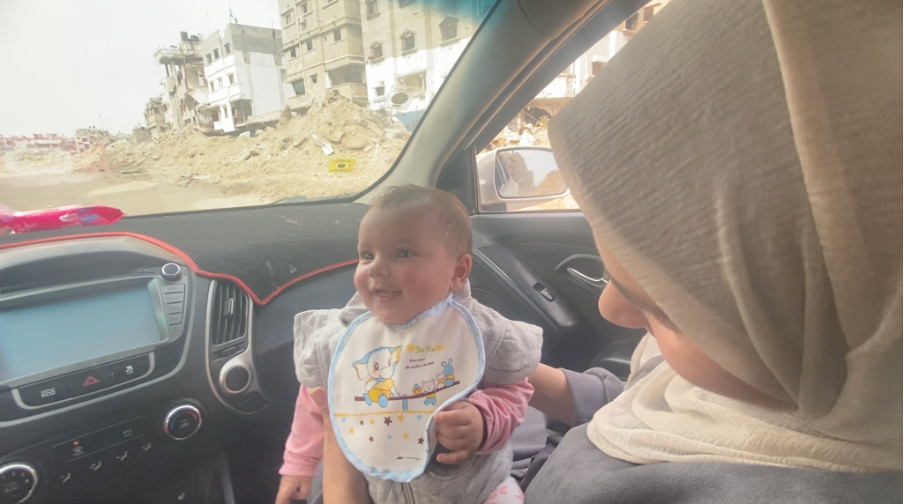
[210,281,249,345]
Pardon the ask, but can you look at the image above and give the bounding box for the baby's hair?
[369,185,472,257]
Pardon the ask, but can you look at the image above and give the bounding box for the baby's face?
[355,206,462,325]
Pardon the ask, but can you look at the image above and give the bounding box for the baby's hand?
[275,474,312,504]
[434,401,485,464]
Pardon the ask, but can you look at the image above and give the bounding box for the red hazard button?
[66,365,116,396]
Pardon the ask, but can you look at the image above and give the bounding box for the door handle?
[566,267,608,291]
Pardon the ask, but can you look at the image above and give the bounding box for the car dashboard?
[0,235,323,504]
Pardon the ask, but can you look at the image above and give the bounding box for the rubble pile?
[2,149,73,169]
[80,92,411,202]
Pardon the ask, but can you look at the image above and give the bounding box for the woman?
[308,0,902,501]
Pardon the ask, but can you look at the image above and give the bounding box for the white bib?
[327,296,484,482]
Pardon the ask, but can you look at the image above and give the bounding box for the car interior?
[0,0,651,502]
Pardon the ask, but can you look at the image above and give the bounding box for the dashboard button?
[108,445,135,469]
[101,417,147,446]
[137,439,155,456]
[19,376,70,406]
[166,313,183,325]
[76,453,108,479]
[162,292,185,304]
[109,355,150,383]
[164,301,184,315]
[53,468,77,489]
[160,284,186,295]
[65,365,116,396]
[53,435,98,462]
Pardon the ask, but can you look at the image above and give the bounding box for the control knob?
[160,263,182,281]
[0,463,38,504]
[163,404,202,441]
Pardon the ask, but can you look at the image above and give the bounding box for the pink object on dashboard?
[0,204,123,235]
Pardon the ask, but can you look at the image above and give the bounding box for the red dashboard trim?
[0,232,358,305]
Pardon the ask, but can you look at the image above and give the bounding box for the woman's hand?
[308,387,371,504]
[527,364,576,426]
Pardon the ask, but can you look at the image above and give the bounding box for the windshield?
[0,0,497,216]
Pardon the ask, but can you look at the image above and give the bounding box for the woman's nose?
[598,286,648,329]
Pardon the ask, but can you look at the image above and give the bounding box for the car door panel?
[471,213,644,371]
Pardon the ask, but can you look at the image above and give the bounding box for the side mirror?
[476,146,569,212]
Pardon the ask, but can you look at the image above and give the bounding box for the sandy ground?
[0,151,266,216]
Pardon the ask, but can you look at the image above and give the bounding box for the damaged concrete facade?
[144,97,169,139]
[153,33,210,133]
[279,0,368,109]
[360,0,493,130]
[199,24,291,134]
[75,127,111,152]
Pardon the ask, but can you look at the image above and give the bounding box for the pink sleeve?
[468,378,534,455]
[279,385,325,477]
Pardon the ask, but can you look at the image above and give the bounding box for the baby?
[276,185,542,504]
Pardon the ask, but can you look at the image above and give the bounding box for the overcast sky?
[0,0,280,136]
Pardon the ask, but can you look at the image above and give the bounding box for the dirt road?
[0,153,266,216]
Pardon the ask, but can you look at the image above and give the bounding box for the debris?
[311,131,334,155]
[239,148,259,161]
[324,128,344,144]
[64,93,409,201]
[120,169,145,175]
[105,140,128,151]
[279,105,292,126]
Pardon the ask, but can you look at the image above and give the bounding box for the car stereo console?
[0,241,190,421]
[0,237,203,503]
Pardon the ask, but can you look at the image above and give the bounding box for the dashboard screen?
[0,285,164,382]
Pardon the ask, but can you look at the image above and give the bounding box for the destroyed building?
[144,97,168,139]
[153,32,210,133]
[359,0,493,130]
[75,127,111,152]
[279,0,368,109]
[199,24,292,134]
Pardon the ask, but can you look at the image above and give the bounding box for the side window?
[477,0,668,212]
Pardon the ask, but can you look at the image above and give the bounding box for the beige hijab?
[549,0,901,471]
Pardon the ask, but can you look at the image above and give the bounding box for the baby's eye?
[395,249,414,258]
[359,251,374,261]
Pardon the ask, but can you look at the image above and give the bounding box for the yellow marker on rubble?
[328,158,356,172]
